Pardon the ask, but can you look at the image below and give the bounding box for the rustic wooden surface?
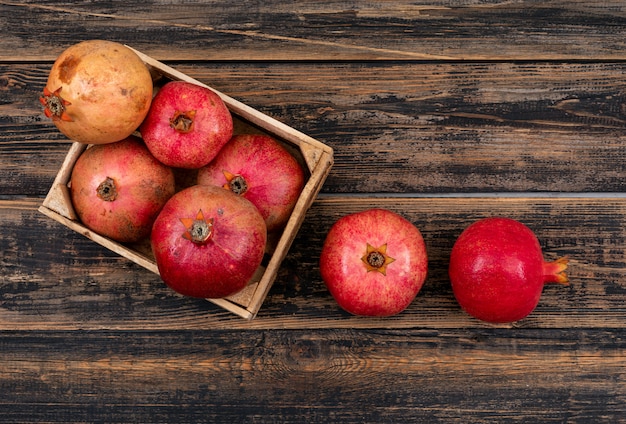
[1,1,625,422]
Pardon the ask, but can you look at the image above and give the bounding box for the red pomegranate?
[70,136,176,243]
[319,208,428,316]
[140,81,233,169]
[150,184,267,299]
[40,40,153,144]
[197,134,305,232]
[449,216,569,323]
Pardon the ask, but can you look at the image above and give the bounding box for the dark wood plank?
[3,62,626,197]
[3,1,626,61]
[0,329,623,423]
[2,196,624,330]
[3,2,626,421]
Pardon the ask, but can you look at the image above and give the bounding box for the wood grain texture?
[1,196,622,330]
[3,1,626,61]
[4,62,626,196]
[2,0,626,422]
[0,329,624,423]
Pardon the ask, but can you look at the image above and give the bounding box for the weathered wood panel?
[3,1,626,61]
[0,329,624,423]
[3,1,626,421]
[3,62,626,196]
[2,196,623,330]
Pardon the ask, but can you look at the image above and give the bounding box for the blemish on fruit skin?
[58,55,80,84]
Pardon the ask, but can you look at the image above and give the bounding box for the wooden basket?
[39,47,334,320]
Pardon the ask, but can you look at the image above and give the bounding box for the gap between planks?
[8,193,626,212]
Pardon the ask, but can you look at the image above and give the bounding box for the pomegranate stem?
[170,110,196,133]
[543,257,569,285]
[228,175,248,195]
[188,220,212,243]
[96,177,118,202]
[40,86,73,122]
[361,243,395,275]
[180,210,213,244]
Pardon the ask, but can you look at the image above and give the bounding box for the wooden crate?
[38,47,334,320]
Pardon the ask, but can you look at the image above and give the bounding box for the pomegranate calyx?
[543,257,569,285]
[40,86,73,122]
[180,209,214,244]
[170,110,196,133]
[361,243,395,275]
[96,177,118,202]
[222,170,248,195]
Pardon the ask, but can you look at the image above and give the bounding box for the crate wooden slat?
[38,48,334,320]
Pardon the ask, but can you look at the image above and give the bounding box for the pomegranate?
[319,208,428,316]
[197,134,305,232]
[70,136,176,243]
[151,184,267,299]
[449,217,569,323]
[40,40,153,144]
[140,81,233,169]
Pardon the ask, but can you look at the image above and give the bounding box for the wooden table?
[2,2,625,422]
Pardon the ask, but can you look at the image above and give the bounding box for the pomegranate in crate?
[70,136,176,243]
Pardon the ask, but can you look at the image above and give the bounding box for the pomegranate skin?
[197,134,305,232]
[140,81,233,169]
[449,217,569,323]
[151,184,267,299]
[41,40,153,144]
[319,208,428,317]
[70,136,176,243]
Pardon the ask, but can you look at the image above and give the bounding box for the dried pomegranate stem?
[180,209,213,244]
[222,170,248,195]
[368,251,385,267]
[170,110,196,133]
[39,86,73,122]
[96,177,118,202]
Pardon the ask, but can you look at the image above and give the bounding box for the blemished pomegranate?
[319,208,428,317]
[448,216,569,323]
[140,81,233,169]
[197,134,305,232]
[40,40,153,144]
[70,136,176,243]
[150,184,267,299]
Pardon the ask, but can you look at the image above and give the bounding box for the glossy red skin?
[449,217,550,323]
[197,134,305,232]
[151,185,267,299]
[42,40,153,144]
[319,208,428,317]
[140,81,233,169]
[70,136,176,243]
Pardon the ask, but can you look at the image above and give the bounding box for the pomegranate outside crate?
[320,208,429,317]
[449,216,569,323]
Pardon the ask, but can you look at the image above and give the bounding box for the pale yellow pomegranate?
[40,40,153,144]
